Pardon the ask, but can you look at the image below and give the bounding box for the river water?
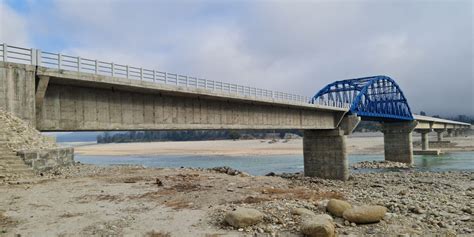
[75,152,474,176]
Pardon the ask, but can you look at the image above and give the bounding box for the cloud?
[3,0,473,116]
[0,2,30,45]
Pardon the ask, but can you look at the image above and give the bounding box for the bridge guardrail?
[0,43,350,109]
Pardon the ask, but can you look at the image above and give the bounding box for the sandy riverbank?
[0,165,472,236]
[74,133,473,156]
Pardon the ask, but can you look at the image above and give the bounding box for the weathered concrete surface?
[382,121,417,164]
[303,116,359,180]
[17,147,74,171]
[32,64,348,131]
[304,129,348,180]
[0,62,36,126]
[37,83,344,131]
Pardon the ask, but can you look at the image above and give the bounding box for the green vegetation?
[97,130,302,143]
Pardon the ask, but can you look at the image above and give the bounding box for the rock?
[291,208,315,217]
[300,214,335,237]
[225,208,264,228]
[342,205,387,224]
[326,199,352,217]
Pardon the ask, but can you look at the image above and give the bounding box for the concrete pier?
[435,129,445,142]
[303,115,360,180]
[382,121,417,164]
[419,130,431,150]
[303,129,348,180]
[447,129,453,137]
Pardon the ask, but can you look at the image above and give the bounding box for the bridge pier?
[446,129,453,137]
[303,115,360,181]
[416,129,433,151]
[382,121,417,164]
[435,129,445,142]
[303,129,348,180]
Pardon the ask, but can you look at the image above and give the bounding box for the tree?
[228,131,241,140]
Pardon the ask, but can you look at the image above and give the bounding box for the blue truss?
[311,75,414,121]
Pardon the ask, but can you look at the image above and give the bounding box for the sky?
[1,0,473,117]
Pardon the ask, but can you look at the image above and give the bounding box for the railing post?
[185,76,188,87]
[126,65,129,78]
[36,49,42,66]
[152,70,156,82]
[31,48,37,65]
[77,57,81,72]
[58,53,63,69]
[140,68,143,80]
[94,60,98,74]
[3,43,8,62]
[164,72,168,84]
[111,63,115,77]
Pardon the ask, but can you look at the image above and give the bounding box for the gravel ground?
[0,164,472,236]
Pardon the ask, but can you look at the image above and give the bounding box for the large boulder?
[300,214,335,237]
[292,207,316,217]
[225,208,264,228]
[326,199,352,217]
[342,205,387,224]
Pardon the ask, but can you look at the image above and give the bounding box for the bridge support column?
[434,129,445,142]
[446,129,453,137]
[303,115,360,181]
[382,121,417,164]
[454,129,459,137]
[303,129,348,180]
[415,129,431,150]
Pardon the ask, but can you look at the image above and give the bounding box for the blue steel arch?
[311,75,414,121]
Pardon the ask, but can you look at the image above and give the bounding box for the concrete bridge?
[0,44,471,180]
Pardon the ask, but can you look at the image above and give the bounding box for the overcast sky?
[1,0,472,117]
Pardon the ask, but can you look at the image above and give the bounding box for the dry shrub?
[146,231,171,237]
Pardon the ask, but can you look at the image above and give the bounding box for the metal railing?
[0,43,348,108]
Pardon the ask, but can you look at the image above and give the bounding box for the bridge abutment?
[382,121,417,164]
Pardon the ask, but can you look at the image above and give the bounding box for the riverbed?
[76,151,474,175]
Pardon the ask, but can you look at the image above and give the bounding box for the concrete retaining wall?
[17,147,75,171]
[0,62,36,125]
